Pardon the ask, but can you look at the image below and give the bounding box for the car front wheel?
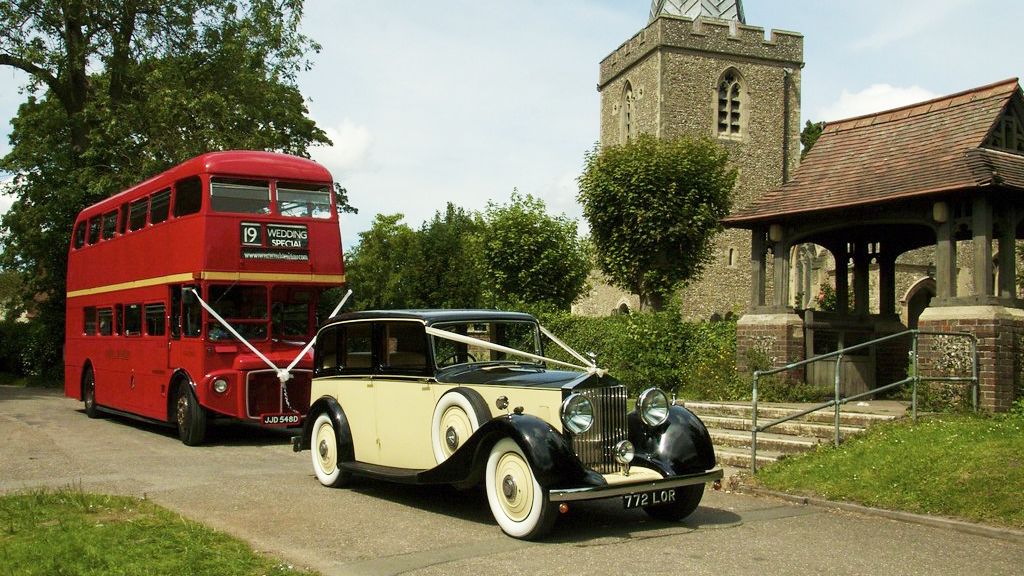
[485,438,556,540]
[642,483,704,521]
[311,413,351,488]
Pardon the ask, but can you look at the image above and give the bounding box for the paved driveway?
[2,386,1021,576]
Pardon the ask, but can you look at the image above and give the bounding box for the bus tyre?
[642,484,704,522]
[311,413,352,488]
[175,384,207,446]
[485,438,557,540]
[83,367,101,419]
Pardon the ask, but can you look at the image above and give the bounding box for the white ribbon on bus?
[184,287,352,412]
[423,324,606,377]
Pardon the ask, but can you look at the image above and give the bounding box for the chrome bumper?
[548,468,724,503]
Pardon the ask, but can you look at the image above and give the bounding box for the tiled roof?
[725,78,1024,226]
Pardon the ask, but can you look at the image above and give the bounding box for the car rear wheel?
[485,438,556,540]
[175,384,207,446]
[311,413,352,488]
[643,484,704,522]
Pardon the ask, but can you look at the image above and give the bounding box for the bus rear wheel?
[175,384,207,446]
[82,367,101,419]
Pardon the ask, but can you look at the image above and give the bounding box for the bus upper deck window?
[73,222,86,249]
[173,176,202,217]
[102,210,118,240]
[87,216,101,245]
[277,183,332,218]
[210,178,270,215]
[150,189,171,224]
[129,197,148,231]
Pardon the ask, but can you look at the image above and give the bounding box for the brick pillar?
[736,312,805,381]
[917,305,1022,412]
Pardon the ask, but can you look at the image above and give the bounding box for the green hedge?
[537,310,748,400]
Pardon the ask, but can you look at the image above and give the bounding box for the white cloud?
[816,84,939,122]
[309,119,375,177]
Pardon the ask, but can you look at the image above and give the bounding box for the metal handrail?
[749,329,978,473]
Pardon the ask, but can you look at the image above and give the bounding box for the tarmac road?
[1,385,1022,576]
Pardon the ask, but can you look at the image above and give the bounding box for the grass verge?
[752,412,1024,529]
[0,488,316,576]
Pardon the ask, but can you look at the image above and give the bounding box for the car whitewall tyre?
[431,390,488,464]
[311,413,351,488]
[485,438,556,540]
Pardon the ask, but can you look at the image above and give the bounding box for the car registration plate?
[261,413,301,426]
[623,488,677,509]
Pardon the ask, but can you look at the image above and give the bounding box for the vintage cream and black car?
[293,310,722,539]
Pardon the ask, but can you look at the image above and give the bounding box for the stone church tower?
[581,0,804,318]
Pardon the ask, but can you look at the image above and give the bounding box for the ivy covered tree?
[410,203,488,309]
[482,192,590,311]
[0,0,333,375]
[577,134,736,311]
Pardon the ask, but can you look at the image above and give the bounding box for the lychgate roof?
[650,0,745,23]
[725,78,1024,226]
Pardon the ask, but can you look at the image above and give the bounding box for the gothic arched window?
[717,69,745,138]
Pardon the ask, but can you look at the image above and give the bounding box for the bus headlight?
[212,378,229,394]
[560,393,594,434]
[638,388,670,427]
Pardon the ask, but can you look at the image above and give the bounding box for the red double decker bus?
[64,151,345,445]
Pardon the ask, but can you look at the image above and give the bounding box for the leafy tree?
[343,214,418,310]
[482,192,590,311]
[577,134,736,311]
[801,120,826,159]
[0,0,331,375]
[409,203,487,308]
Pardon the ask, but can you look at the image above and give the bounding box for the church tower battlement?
[600,16,803,97]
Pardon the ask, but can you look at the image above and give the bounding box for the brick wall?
[736,313,805,381]
[917,306,1022,412]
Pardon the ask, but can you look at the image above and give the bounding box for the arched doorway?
[903,277,936,329]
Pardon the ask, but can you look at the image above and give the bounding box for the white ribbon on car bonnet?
[424,324,606,377]
[185,287,352,411]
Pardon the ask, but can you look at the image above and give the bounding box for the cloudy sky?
[0,0,1021,245]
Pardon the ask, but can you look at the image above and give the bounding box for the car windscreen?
[431,320,542,368]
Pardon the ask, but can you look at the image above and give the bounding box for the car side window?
[315,326,339,376]
[340,323,373,373]
[380,321,428,374]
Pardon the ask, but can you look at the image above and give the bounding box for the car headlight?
[638,387,670,427]
[560,393,594,434]
[212,378,229,394]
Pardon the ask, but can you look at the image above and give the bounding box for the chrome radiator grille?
[571,385,628,474]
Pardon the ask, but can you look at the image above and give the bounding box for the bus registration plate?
[623,488,676,509]
[261,413,301,426]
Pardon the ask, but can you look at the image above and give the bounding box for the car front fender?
[628,404,717,476]
[418,414,604,490]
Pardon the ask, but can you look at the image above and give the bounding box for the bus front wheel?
[175,384,207,446]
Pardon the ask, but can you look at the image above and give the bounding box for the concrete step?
[684,401,898,427]
[698,414,864,440]
[708,427,824,455]
[715,446,782,469]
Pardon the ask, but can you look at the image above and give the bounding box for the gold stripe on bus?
[66,272,346,298]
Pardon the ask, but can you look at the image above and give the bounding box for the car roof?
[325,309,538,326]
